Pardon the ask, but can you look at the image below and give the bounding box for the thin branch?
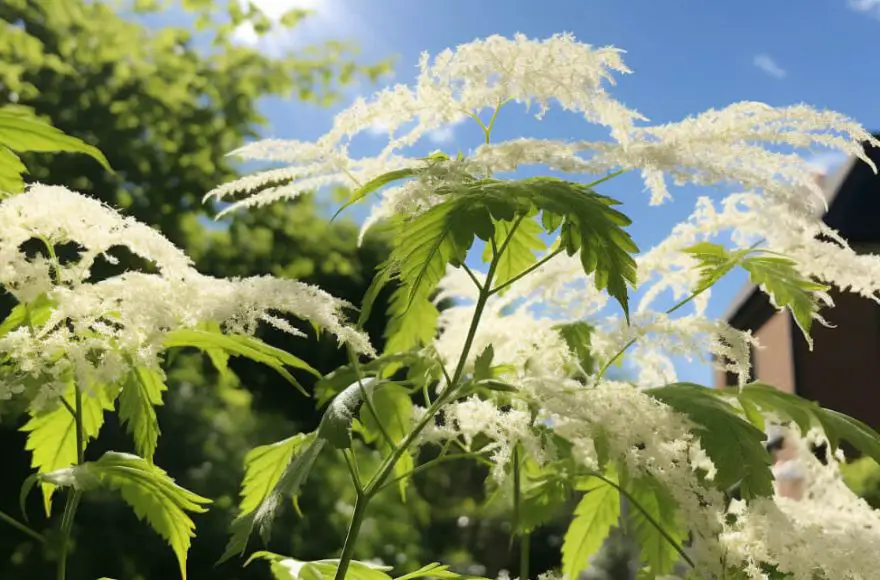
[342,449,364,496]
[490,247,563,296]
[461,262,483,292]
[0,509,45,544]
[347,346,395,449]
[587,472,696,570]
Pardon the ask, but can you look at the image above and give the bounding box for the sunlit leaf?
[118,366,167,462]
[37,452,210,580]
[562,473,621,580]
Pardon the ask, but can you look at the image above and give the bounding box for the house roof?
[723,135,880,327]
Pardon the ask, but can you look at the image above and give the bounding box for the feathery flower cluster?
[0,185,372,407]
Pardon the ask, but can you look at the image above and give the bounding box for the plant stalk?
[334,257,500,580]
[0,509,44,544]
[334,495,368,579]
[56,384,84,580]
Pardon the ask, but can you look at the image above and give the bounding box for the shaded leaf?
[359,383,414,500]
[163,328,318,396]
[627,474,685,575]
[647,383,773,499]
[554,321,595,374]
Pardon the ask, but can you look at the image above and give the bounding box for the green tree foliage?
[0,0,390,244]
[0,2,404,578]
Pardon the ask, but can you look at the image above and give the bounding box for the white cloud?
[805,151,848,174]
[427,121,463,145]
[231,0,360,53]
[753,54,787,79]
[848,0,880,17]
[365,119,464,145]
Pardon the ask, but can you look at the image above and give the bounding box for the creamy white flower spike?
[206,33,643,217]
[0,185,373,404]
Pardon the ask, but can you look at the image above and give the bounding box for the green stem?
[595,281,716,380]
[374,450,481,495]
[0,509,44,544]
[520,533,531,580]
[512,445,530,579]
[334,495,368,579]
[588,472,695,570]
[334,244,504,580]
[342,450,363,496]
[38,235,61,284]
[57,384,84,580]
[461,262,483,291]
[347,347,395,449]
[490,247,563,296]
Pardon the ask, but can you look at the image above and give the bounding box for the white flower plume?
[0,185,373,404]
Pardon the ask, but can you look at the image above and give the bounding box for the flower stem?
[56,384,84,580]
[595,281,716,380]
[588,471,695,569]
[0,509,44,544]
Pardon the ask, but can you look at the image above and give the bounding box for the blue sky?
[207,0,880,385]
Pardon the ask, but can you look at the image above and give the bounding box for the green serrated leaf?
[482,217,546,291]
[440,177,637,319]
[239,433,312,515]
[734,382,880,468]
[247,552,394,580]
[359,383,414,501]
[22,384,113,515]
[647,383,773,499]
[517,458,571,534]
[383,287,439,355]
[394,562,463,579]
[554,321,595,374]
[737,383,813,435]
[0,294,55,336]
[0,107,111,170]
[627,475,685,575]
[562,473,621,580]
[163,329,317,396]
[741,254,828,345]
[0,145,27,196]
[333,168,417,221]
[221,433,324,562]
[682,241,749,292]
[38,452,209,580]
[118,366,167,463]
[391,198,482,310]
[814,408,880,466]
[473,344,495,382]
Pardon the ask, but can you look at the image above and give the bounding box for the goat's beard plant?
[5,33,880,580]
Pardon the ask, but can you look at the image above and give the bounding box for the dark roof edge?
[721,135,880,324]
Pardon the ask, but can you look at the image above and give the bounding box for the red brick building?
[715,139,880,430]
